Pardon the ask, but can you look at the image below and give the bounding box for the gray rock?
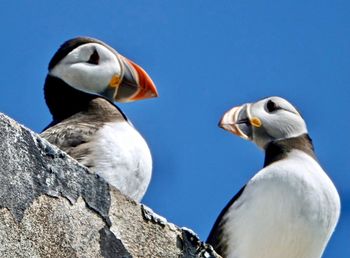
[0,113,221,258]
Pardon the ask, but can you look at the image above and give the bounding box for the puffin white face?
[219,97,308,149]
[50,43,122,96]
[47,37,158,102]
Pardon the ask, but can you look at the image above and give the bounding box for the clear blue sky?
[0,1,349,256]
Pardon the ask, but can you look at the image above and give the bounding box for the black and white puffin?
[40,37,158,201]
[207,96,340,258]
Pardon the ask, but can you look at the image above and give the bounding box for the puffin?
[40,37,158,202]
[207,96,340,258]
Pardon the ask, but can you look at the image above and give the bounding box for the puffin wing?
[207,185,246,257]
[41,119,102,167]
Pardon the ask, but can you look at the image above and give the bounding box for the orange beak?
[125,58,158,101]
[114,55,158,102]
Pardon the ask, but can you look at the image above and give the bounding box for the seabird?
[207,96,340,258]
[41,37,158,201]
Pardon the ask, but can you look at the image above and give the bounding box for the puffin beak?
[219,104,253,140]
[113,55,158,102]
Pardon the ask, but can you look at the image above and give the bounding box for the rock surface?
[0,113,220,258]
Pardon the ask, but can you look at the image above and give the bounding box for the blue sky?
[0,1,349,256]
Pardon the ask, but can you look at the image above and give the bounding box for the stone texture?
[0,113,221,258]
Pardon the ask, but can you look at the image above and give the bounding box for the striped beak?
[219,104,253,140]
[113,55,158,102]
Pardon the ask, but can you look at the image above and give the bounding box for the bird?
[40,37,158,202]
[207,96,340,258]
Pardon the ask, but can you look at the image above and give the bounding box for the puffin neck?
[263,134,316,167]
[44,75,99,122]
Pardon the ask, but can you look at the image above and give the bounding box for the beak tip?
[152,91,159,98]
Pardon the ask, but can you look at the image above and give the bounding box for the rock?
[0,113,221,258]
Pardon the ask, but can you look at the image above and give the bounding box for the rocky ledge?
[0,113,220,258]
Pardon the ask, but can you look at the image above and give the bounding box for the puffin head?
[47,37,158,102]
[219,97,307,149]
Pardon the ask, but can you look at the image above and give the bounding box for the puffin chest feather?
[223,150,340,258]
[82,120,152,201]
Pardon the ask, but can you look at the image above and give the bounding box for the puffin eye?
[87,49,99,65]
[266,100,279,113]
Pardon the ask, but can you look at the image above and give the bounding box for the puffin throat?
[44,75,99,122]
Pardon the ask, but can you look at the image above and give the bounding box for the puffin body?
[207,97,340,258]
[41,37,158,201]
